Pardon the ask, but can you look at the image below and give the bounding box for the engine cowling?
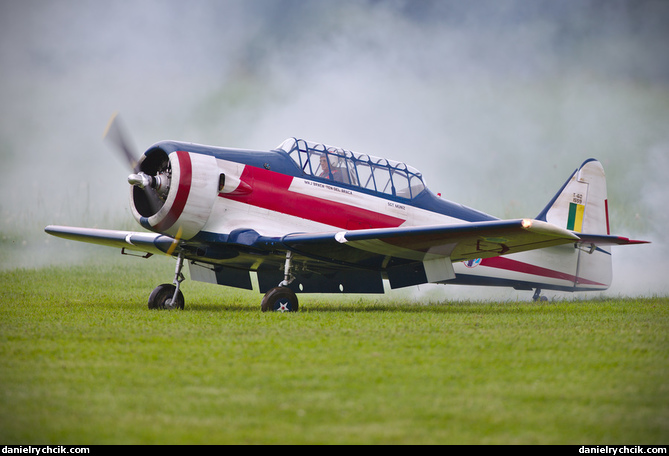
[130,147,218,240]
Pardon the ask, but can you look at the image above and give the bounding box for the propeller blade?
[103,112,139,172]
[103,112,165,215]
[144,186,165,214]
[166,226,184,256]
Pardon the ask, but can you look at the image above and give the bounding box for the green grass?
[0,258,667,444]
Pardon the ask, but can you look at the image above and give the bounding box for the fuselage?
[129,138,611,294]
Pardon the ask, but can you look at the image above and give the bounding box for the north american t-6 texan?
[45,114,648,312]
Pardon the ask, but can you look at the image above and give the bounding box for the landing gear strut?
[261,251,299,312]
[148,252,186,310]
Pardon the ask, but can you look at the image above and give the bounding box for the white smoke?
[1,0,667,298]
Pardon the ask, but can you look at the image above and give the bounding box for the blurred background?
[1,0,667,298]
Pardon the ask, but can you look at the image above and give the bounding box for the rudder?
[537,158,610,235]
[537,159,612,290]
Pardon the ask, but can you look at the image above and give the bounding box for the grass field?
[0,257,667,444]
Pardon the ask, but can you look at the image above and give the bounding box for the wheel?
[261,287,299,312]
[148,283,185,310]
[532,289,548,302]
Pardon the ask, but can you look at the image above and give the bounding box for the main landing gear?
[148,252,186,310]
[261,251,299,312]
[147,251,299,312]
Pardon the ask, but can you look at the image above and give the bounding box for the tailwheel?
[261,287,299,312]
[532,288,548,302]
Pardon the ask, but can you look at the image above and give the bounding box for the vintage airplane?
[45,114,648,311]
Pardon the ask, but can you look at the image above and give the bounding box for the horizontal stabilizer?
[576,233,649,246]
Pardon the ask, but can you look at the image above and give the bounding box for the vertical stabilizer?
[538,159,610,235]
[537,159,612,290]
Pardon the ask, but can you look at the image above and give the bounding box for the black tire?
[261,287,299,312]
[148,283,185,310]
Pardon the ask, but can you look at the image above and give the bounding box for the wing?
[44,225,179,257]
[282,219,577,262]
[46,220,647,293]
[278,219,580,288]
[279,218,649,290]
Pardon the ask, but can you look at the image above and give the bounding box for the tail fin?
[537,159,612,290]
[537,159,610,235]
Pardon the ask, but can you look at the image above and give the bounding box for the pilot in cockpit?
[319,154,340,180]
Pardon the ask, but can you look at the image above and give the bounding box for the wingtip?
[522,219,580,241]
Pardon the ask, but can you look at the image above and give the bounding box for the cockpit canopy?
[278,138,426,199]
